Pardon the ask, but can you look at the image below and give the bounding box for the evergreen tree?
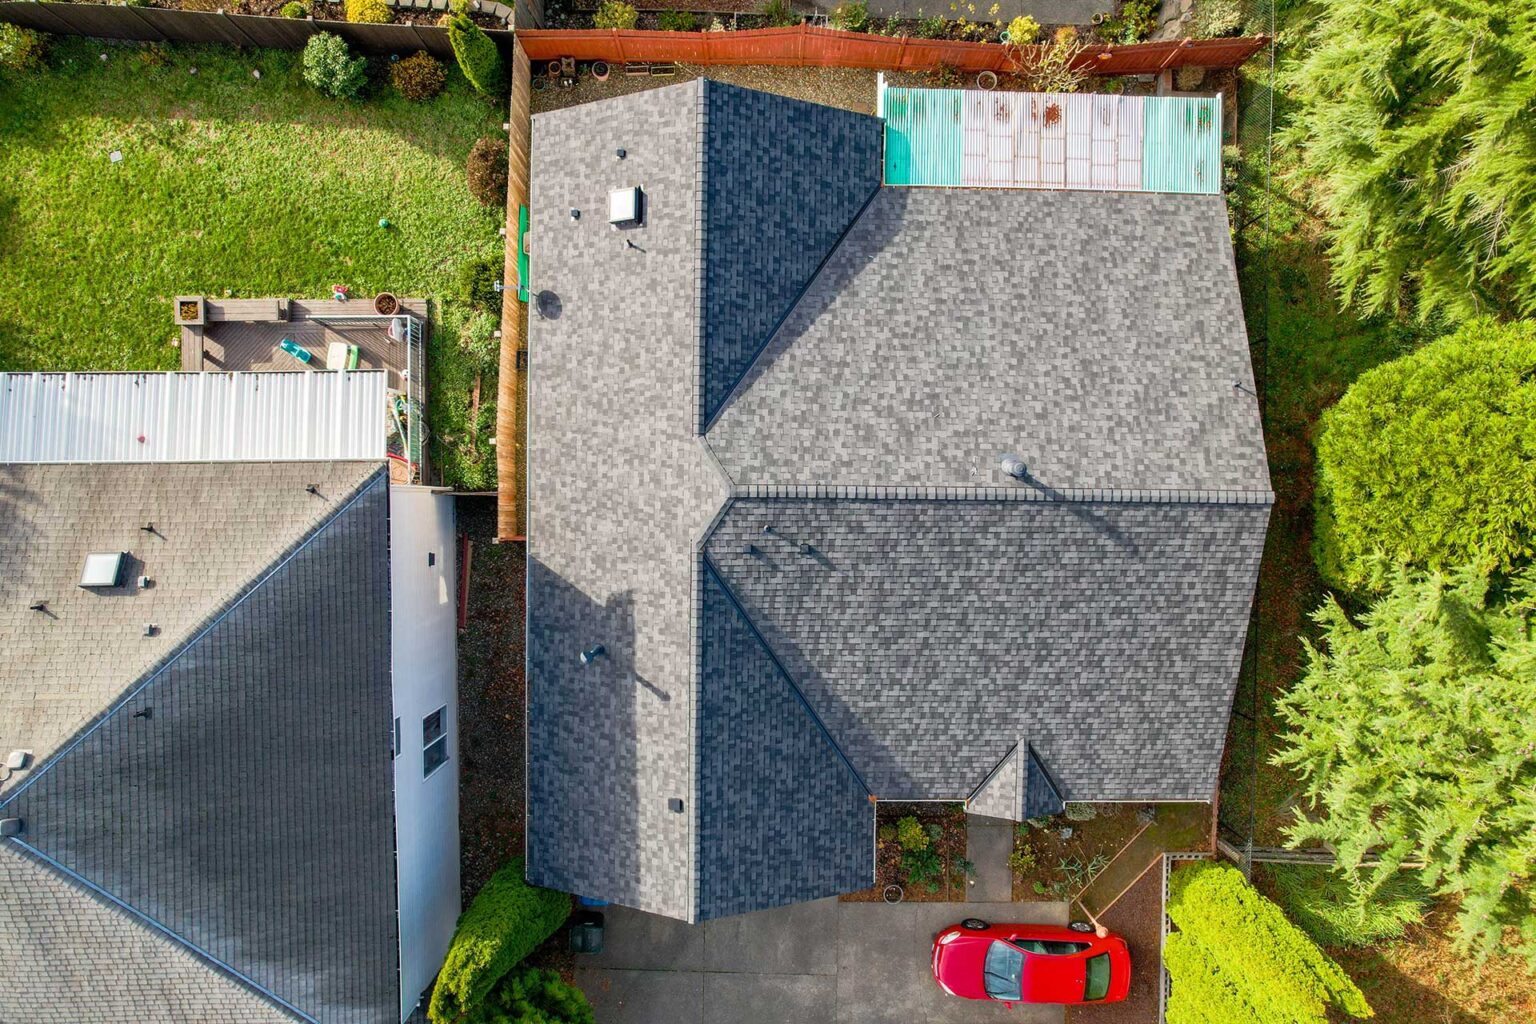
[1287,1,1536,322]
[1273,567,1536,965]
[448,13,504,95]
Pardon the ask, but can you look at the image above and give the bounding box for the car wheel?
[961,918,989,930]
[1068,920,1095,933]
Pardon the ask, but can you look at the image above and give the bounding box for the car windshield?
[1084,953,1113,1001]
[983,940,1024,1000]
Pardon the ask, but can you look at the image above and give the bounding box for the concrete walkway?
[576,898,1068,1024]
[966,815,1015,903]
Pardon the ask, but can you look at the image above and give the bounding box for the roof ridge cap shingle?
[727,483,1276,505]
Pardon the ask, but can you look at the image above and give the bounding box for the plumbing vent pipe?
[1000,454,1029,480]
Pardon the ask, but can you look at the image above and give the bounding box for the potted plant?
[374,291,400,316]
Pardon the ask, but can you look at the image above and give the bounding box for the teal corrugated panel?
[883,87,963,186]
[1140,96,1222,195]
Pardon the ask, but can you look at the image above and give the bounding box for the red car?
[931,918,1131,1006]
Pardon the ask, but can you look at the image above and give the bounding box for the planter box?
[175,295,205,326]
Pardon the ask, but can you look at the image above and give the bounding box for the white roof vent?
[79,551,126,589]
[608,186,642,226]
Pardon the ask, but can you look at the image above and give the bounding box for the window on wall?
[423,706,448,779]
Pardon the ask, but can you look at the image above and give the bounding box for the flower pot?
[592,60,611,82]
[882,884,904,904]
[976,70,998,91]
[373,292,400,316]
[175,295,205,326]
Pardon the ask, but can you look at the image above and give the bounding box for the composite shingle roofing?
[527,79,1271,923]
[0,461,397,1024]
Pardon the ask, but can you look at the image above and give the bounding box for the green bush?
[449,13,504,94]
[0,24,47,72]
[829,0,868,32]
[460,966,594,1024]
[894,815,929,852]
[428,858,571,1024]
[593,0,639,28]
[392,50,447,100]
[762,0,797,28]
[1266,865,1429,949]
[456,254,502,311]
[1166,862,1371,1024]
[1008,843,1037,875]
[1064,802,1097,821]
[902,848,942,890]
[1192,0,1243,37]
[346,0,392,22]
[279,1,308,16]
[1313,319,1536,592]
[656,9,696,31]
[466,136,509,207]
[914,14,948,38]
[301,32,368,99]
[1099,0,1158,43]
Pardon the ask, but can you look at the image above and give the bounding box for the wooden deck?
[178,296,427,393]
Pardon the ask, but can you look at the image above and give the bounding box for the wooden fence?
[515,25,1269,75]
[496,37,531,542]
[0,1,524,57]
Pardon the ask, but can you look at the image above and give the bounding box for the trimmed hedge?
[392,50,447,101]
[460,966,594,1024]
[346,0,392,22]
[1313,319,1536,592]
[301,32,368,100]
[448,13,503,95]
[466,136,509,207]
[1166,862,1370,1024]
[428,858,570,1024]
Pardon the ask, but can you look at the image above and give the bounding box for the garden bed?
[1011,803,1210,903]
[840,802,972,902]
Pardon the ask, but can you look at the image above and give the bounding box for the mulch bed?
[455,496,528,904]
[1066,860,1163,1024]
[842,802,972,903]
[1012,805,1148,901]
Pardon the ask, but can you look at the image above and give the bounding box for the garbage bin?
[569,910,604,955]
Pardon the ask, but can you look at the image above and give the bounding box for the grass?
[0,38,505,488]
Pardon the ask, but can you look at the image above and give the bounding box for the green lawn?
[0,38,505,488]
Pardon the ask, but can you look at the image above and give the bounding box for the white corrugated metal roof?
[0,372,386,464]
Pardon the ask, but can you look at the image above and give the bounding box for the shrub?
[1313,320,1536,592]
[1004,14,1039,44]
[456,255,502,311]
[1008,843,1037,876]
[302,33,368,99]
[460,966,594,1024]
[391,50,447,100]
[876,823,896,844]
[593,0,638,28]
[280,1,308,15]
[449,13,503,93]
[914,14,948,38]
[346,0,392,22]
[829,0,868,32]
[656,9,696,30]
[1064,802,1097,822]
[1099,0,1157,43]
[0,24,47,72]
[762,0,797,28]
[1166,862,1371,1024]
[1266,865,1429,949]
[428,858,571,1024]
[894,815,929,852]
[1192,0,1243,37]
[466,136,509,208]
[901,848,942,890]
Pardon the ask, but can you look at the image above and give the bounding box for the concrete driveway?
[575,898,1069,1024]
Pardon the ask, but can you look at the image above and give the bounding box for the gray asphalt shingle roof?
[0,462,398,1024]
[528,80,1270,923]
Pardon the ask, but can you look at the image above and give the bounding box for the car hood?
[932,935,992,1000]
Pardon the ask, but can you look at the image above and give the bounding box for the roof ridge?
[699,182,883,435]
[0,466,387,811]
[698,557,869,796]
[728,483,1276,505]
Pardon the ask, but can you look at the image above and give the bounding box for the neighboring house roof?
[527,80,1271,923]
[0,460,398,1024]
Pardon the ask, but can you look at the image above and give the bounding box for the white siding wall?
[389,486,461,1021]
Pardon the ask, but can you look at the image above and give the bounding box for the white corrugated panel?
[950,90,1148,192]
[0,372,386,463]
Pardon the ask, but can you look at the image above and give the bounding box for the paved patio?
[575,898,1069,1024]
